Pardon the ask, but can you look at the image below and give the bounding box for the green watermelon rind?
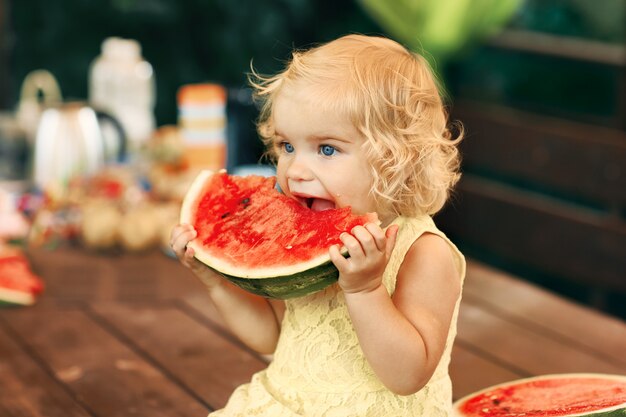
[216,260,339,299]
[190,243,338,280]
[452,373,626,417]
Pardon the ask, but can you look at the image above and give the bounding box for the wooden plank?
[437,175,626,292]
[91,303,268,410]
[182,292,275,362]
[27,248,111,304]
[26,248,202,305]
[104,251,201,302]
[487,29,626,67]
[453,101,626,207]
[449,343,523,400]
[620,68,626,130]
[1,307,209,417]
[0,322,93,417]
[463,260,626,367]
[456,299,626,376]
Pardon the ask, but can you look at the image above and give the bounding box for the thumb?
[384,224,399,259]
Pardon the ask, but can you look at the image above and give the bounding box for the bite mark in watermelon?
[180,170,377,299]
[0,249,45,307]
[453,373,626,417]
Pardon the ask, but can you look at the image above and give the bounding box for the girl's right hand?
[170,223,222,289]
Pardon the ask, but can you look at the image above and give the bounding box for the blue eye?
[283,142,294,153]
[320,145,336,156]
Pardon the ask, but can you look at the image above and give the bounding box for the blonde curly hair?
[249,34,463,218]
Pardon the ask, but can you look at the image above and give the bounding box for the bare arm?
[171,224,284,354]
[330,226,460,395]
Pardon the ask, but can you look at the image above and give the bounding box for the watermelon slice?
[453,373,626,417]
[180,170,377,299]
[0,248,45,307]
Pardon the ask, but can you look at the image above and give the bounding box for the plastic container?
[177,83,227,171]
[89,37,156,157]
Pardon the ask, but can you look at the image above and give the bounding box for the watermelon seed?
[221,212,230,219]
[241,198,250,204]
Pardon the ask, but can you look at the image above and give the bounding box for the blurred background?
[0,0,624,317]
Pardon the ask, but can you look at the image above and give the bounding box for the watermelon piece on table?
[0,248,44,307]
[453,373,626,417]
[180,170,377,299]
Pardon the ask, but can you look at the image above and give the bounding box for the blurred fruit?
[118,204,160,252]
[81,201,122,250]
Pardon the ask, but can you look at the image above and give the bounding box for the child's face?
[272,88,380,219]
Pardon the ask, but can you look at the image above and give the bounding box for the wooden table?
[1,248,625,416]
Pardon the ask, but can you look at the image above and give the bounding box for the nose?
[286,154,314,182]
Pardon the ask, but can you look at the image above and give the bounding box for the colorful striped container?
[177,83,227,170]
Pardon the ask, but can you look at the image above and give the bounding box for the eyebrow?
[311,134,353,144]
[274,130,352,144]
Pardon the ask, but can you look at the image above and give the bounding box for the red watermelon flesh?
[454,374,626,417]
[180,170,377,298]
[0,249,44,306]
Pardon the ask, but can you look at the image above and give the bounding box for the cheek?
[347,180,377,212]
[275,160,289,191]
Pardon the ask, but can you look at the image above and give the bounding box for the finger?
[170,223,193,247]
[351,225,378,255]
[340,232,365,260]
[184,247,206,271]
[171,229,194,253]
[329,244,350,271]
[169,223,188,241]
[182,252,197,269]
[172,229,197,255]
[184,245,196,260]
[385,224,399,259]
[364,223,386,251]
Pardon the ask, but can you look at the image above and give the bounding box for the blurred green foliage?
[358,0,521,66]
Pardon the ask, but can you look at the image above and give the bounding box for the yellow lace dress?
[210,215,466,417]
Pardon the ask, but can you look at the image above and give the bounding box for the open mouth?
[294,196,336,212]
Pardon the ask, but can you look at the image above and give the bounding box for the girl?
[171,34,465,416]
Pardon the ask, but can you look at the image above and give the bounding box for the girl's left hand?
[329,223,399,294]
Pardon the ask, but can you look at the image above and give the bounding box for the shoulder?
[405,233,459,285]
[392,232,461,318]
[409,232,456,266]
[393,215,463,279]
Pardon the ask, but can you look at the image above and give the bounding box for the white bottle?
[89,37,156,157]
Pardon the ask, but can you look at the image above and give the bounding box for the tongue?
[310,198,335,212]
